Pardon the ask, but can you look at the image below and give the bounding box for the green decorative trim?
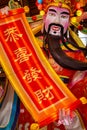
[27,15,42,23]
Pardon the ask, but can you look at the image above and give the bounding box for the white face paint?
[44,6,70,35]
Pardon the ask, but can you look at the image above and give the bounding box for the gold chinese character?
[42,86,54,100]
[30,67,41,81]
[14,47,32,63]
[35,86,54,104]
[23,67,41,83]
[4,26,22,42]
[23,70,32,83]
[34,89,46,104]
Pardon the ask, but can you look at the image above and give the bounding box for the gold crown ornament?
[36,0,73,14]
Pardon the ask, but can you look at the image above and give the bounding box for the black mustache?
[47,23,63,35]
[47,34,87,70]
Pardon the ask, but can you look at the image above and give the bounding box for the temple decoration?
[0,7,86,127]
[71,3,87,35]
[8,0,30,14]
[36,0,73,15]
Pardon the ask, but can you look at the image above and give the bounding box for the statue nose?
[55,16,60,23]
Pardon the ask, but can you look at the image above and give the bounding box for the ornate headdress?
[36,0,72,14]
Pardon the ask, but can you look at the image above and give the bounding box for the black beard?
[43,24,87,70]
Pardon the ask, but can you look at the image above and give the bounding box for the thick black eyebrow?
[49,9,57,13]
[48,9,70,15]
[61,11,70,15]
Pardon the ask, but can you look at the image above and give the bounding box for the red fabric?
[18,102,66,130]
[70,77,87,128]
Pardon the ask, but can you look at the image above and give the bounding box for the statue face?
[44,6,70,35]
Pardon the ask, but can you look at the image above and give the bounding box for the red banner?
[0,8,79,127]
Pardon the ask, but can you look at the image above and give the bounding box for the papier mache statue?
[0,1,87,130]
[35,0,87,129]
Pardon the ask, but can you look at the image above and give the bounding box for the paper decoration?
[0,8,80,127]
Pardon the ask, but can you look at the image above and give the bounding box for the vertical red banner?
[0,8,78,127]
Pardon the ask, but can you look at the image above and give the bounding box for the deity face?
[43,6,70,36]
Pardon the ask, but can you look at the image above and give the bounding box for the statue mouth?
[47,23,63,36]
[52,25,61,31]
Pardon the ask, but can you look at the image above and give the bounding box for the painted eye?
[61,15,69,19]
[49,12,56,16]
